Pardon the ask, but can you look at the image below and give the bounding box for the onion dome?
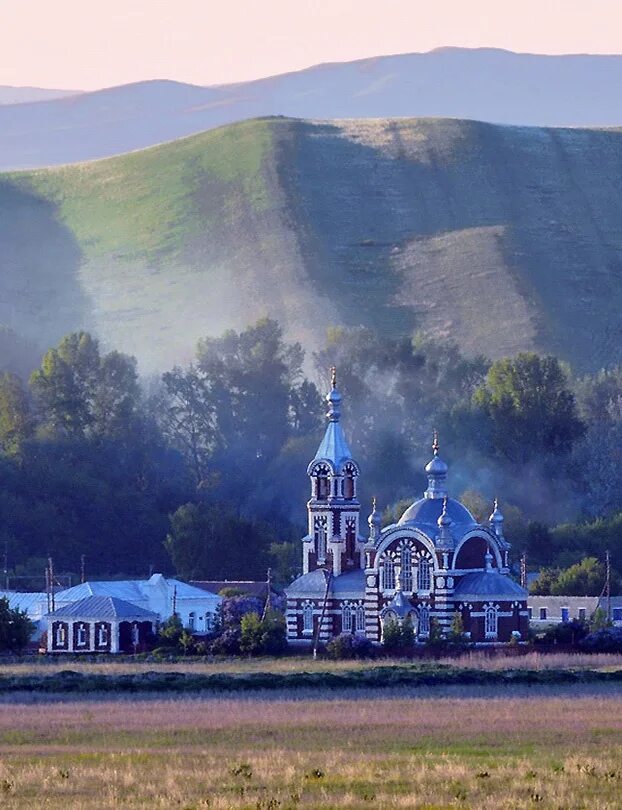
[310,367,356,472]
[436,496,454,550]
[368,497,382,542]
[424,430,448,499]
[489,498,505,539]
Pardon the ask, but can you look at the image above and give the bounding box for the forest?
[1,318,622,593]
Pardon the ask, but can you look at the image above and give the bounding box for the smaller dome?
[437,500,452,528]
[368,500,382,529]
[489,497,504,525]
[425,454,448,476]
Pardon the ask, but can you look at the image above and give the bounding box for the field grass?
[3,651,622,677]
[2,686,622,808]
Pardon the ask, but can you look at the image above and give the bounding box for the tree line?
[1,319,622,590]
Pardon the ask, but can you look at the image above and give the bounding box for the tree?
[240,612,264,655]
[381,618,402,651]
[30,332,139,439]
[530,558,614,596]
[401,615,415,647]
[473,353,585,463]
[0,597,34,652]
[0,372,33,455]
[165,502,273,580]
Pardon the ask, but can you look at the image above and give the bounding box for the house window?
[381,558,395,590]
[527,607,533,619]
[417,559,431,591]
[355,605,365,633]
[303,603,313,633]
[97,625,108,646]
[561,607,569,623]
[131,624,140,646]
[418,606,430,636]
[55,624,66,646]
[485,606,498,638]
[205,614,214,632]
[613,608,622,622]
[539,607,547,620]
[578,608,587,621]
[76,624,87,646]
[314,516,328,562]
[342,604,352,632]
[188,612,196,631]
[400,547,413,591]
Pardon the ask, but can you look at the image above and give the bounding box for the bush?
[580,627,622,653]
[327,633,374,660]
[381,619,403,652]
[0,597,34,652]
[543,619,589,646]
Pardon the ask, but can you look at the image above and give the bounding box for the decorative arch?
[341,461,359,499]
[374,527,438,571]
[308,461,332,500]
[452,531,503,570]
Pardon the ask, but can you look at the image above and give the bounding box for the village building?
[54,574,221,634]
[285,370,529,645]
[3,574,221,649]
[47,595,157,654]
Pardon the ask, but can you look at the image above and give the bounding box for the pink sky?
[2,0,620,90]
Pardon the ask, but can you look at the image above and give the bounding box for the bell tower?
[303,368,363,576]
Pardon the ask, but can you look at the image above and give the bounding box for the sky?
[2,0,621,90]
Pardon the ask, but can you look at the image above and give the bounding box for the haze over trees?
[0,318,621,589]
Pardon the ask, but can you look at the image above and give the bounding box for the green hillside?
[2,116,622,373]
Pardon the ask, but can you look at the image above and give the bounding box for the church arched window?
[342,603,353,632]
[315,464,330,500]
[417,559,431,592]
[355,604,366,633]
[400,547,413,591]
[314,516,328,562]
[303,603,313,633]
[485,605,498,638]
[342,465,355,499]
[418,606,430,637]
[380,557,395,590]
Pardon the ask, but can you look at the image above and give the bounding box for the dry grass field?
[3,651,622,677]
[2,684,622,808]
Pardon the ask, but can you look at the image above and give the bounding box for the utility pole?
[520,553,527,589]
[606,550,611,622]
[262,567,272,620]
[80,554,86,585]
[3,541,8,590]
[48,556,56,613]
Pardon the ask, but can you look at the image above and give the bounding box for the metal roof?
[48,595,158,620]
[285,569,330,597]
[453,571,527,601]
[0,591,48,614]
[398,497,477,537]
[313,420,354,471]
[55,574,220,604]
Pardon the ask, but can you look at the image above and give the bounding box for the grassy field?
[3,651,622,677]
[3,118,622,374]
[2,685,622,808]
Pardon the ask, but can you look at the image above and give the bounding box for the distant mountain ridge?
[0,86,82,105]
[2,48,622,169]
[2,116,622,375]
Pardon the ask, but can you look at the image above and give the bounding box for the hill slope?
[0,86,81,105]
[2,116,622,374]
[3,48,622,169]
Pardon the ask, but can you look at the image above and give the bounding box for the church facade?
[285,371,529,645]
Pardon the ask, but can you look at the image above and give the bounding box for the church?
[285,370,529,645]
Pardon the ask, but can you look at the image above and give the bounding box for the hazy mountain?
[2,116,622,375]
[2,48,622,170]
[0,86,81,105]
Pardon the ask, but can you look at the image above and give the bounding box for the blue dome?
[398,497,476,530]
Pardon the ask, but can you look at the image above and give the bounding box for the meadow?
[2,684,622,808]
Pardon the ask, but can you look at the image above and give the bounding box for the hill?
[0,86,81,105]
[2,116,622,375]
[2,48,622,170]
